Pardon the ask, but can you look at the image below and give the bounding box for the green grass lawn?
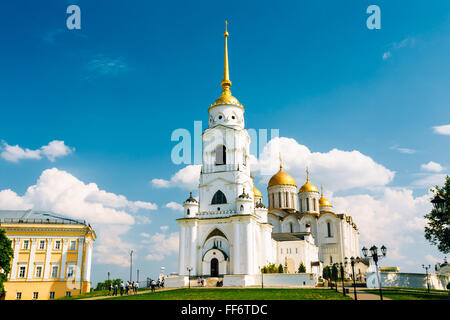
[103,288,352,300]
[58,288,148,300]
[365,288,449,300]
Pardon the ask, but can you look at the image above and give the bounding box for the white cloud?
[251,137,394,192]
[411,174,447,188]
[421,161,443,173]
[165,201,184,212]
[382,51,391,60]
[331,187,431,263]
[160,225,169,231]
[0,168,158,267]
[0,140,74,163]
[144,232,179,261]
[390,145,416,154]
[432,124,450,135]
[140,232,151,238]
[152,165,201,190]
[41,140,74,162]
[425,254,440,264]
[86,55,129,79]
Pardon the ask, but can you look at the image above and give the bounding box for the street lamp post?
[260,266,264,289]
[339,262,346,296]
[187,267,192,289]
[129,250,133,282]
[346,256,360,300]
[362,245,387,301]
[107,271,110,282]
[137,269,139,283]
[422,264,431,293]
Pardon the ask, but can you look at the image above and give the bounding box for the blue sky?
[0,1,449,286]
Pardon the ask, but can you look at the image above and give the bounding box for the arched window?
[240,205,244,211]
[212,190,227,204]
[187,209,190,215]
[289,222,293,233]
[215,145,226,165]
[278,192,282,207]
[306,199,310,211]
[313,199,316,211]
[327,221,332,237]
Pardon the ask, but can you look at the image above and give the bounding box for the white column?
[43,238,52,280]
[233,222,240,274]
[178,224,186,275]
[27,239,37,280]
[75,238,85,282]
[59,239,69,280]
[9,238,21,280]
[243,222,251,274]
[84,241,93,282]
[190,222,198,275]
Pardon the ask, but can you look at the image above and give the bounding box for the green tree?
[0,228,14,297]
[424,175,450,254]
[278,264,284,273]
[297,261,306,273]
[331,264,339,282]
[322,266,331,280]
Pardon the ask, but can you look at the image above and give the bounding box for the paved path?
[334,286,391,300]
[80,288,178,300]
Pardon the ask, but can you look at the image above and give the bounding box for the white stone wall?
[366,271,450,291]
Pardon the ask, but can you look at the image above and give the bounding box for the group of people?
[149,278,164,292]
[197,278,206,287]
[109,281,139,296]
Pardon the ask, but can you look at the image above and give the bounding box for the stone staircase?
[189,277,224,287]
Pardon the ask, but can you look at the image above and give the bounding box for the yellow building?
[0,210,96,300]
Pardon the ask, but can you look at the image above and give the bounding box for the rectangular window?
[286,193,289,207]
[33,292,39,300]
[18,266,26,278]
[66,291,71,297]
[67,265,74,278]
[69,240,77,251]
[16,292,22,300]
[39,240,45,250]
[306,199,310,211]
[51,265,59,278]
[313,199,316,211]
[278,192,282,207]
[54,240,61,250]
[49,292,55,299]
[35,265,43,278]
[327,222,332,237]
[22,240,29,250]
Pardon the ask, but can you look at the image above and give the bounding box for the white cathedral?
[174,23,360,287]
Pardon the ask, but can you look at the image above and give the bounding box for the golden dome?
[299,181,319,193]
[253,185,262,198]
[268,168,297,187]
[319,196,332,207]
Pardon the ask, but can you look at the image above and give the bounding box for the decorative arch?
[215,144,226,165]
[204,228,228,243]
[212,190,227,204]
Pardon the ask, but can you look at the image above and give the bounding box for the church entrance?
[210,258,219,276]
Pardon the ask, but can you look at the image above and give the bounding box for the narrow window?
[69,241,76,251]
[22,240,29,250]
[300,198,302,211]
[187,209,190,215]
[51,266,59,278]
[313,199,316,211]
[54,241,61,250]
[66,291,71,297]
[278,192,282,207]
[18,266,26,278]
[327,222,332,237]
[215,145,226,165]
[286,193,289,207]
[306,199,310,211]
[16,292,22,300]
[35,266,42,278]
[33,292,39,300]
[39,240,45,250]
[240,205,244,211]
[49,292,55,299]
[330,256,333,264]
[289,222,293,233]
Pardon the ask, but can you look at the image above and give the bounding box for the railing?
[197,210,236,218]
[0,218,87,225]
[202,164,240,174]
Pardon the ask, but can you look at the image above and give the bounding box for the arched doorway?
[210,258,219,277]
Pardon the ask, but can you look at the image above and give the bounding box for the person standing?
[151,279,156,292]
[120,281,124,296]
[113,283,118,296]
[109,283,112,295]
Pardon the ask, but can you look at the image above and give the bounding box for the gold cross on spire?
[221,20,231,93]
[306,166,310,182]
[279,152,283,169]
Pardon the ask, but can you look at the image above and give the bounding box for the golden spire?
[210,21,243,110]
[306,166,310,182]
[221,21,232,95]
